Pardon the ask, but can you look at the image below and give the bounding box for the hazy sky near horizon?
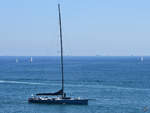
[0,0,150,56]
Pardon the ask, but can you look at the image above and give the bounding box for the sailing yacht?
[28,4,88,105]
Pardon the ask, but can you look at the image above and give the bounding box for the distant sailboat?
[140,56,144,62]
[16,58,18,63]
[30,57,32,63]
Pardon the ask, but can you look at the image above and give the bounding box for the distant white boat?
[140,56,144,62]
[16,58,18,63]
[30,57,32,63]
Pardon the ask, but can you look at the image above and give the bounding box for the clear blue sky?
[0,0,150,56]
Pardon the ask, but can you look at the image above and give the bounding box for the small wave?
[98,85,150,91]
[64,84,150,91]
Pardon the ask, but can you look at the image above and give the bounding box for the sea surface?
[0,56,150,113]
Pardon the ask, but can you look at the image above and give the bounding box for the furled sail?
[36,89,63,96]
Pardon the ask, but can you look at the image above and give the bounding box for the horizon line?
[0,55,149,57]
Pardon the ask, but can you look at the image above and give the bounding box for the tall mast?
[58,4,64,97]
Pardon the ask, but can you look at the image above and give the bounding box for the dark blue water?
[0,56,150,113]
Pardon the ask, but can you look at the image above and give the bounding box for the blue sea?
[0,56,150,113]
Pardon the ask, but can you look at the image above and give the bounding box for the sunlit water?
[0,56,150,113]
